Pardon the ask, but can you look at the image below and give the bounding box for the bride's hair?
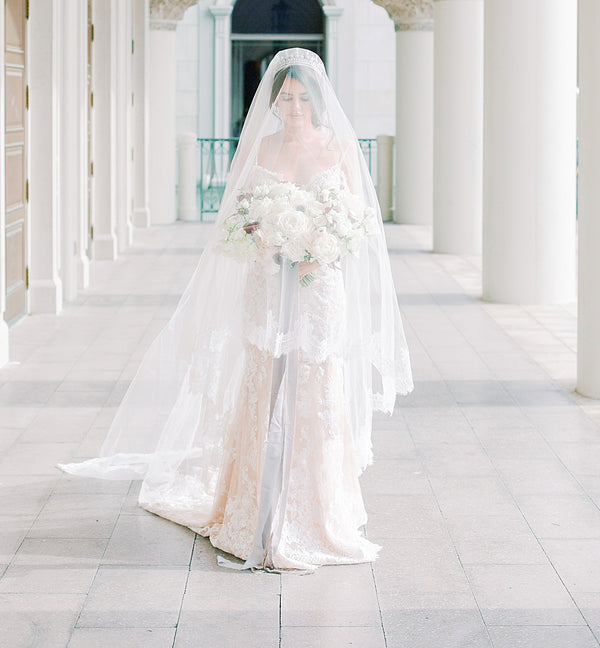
[270,65,325,128]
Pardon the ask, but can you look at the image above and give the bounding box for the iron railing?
[197,137,377,221]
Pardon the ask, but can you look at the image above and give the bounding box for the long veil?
[59,48,413,529]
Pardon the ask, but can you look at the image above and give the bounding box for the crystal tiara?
[271,48,325,75]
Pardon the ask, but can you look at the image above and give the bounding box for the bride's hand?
[299,260,318,281]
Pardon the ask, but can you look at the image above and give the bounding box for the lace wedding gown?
[59,49,413,572]
[194,165,379,570]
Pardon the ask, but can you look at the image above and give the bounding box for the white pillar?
[60,0,89,302]
[148,23,176,224]
[577,0,600,398]
[177,132,198,221]
[374,0,434,225]
[92,0,118,259]
[116,0,134,251]
[482,0,577,304]
[433,0,483,255]
[28,0,63,313]
[132,0,151,227]
[376,135,394,221]
[323,6,344,91]
[77,0,90,291]
[210,5,232,139]
[0,5,8,364]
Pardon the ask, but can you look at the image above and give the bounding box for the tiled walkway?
[1,222,600,648]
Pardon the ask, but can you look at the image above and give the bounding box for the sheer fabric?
[59,48,413,571]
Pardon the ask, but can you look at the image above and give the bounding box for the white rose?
[289,187,309,210]
[281,235,309,263]
[313,213,328,228]
[305,198,325,219]
[333,212,352,237]
[363,212,378,236]
[278,209,310,240]
[259,212,285,248]
[345,230,364,257]
[342,192,364,219]
[253,184,270,198]
[311,229,340,264]
[248,196,273,222]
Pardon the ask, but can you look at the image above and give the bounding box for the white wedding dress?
[58,48,413,573]
[196,165,379,570]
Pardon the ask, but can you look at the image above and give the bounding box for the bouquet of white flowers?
[217,176,378,277]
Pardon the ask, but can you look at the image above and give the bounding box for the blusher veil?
[59,49,413,539]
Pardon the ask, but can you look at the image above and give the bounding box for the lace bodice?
[241,165,350,363]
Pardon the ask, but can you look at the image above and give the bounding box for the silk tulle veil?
[58,49,413,539]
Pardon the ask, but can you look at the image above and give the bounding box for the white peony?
[310,228,340,264]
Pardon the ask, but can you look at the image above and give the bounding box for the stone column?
[577,0,600,398]
[116,0,134,251]
[376,135,394,221]
[374,0,433,226]
[433,0,483,255]
[132,0,151,227]
[482,0,577,304]
[210,5,232,139]
[323,6,344,91]
[148,0,197,223]
[148,21,176,224]
[0,5,7,364]
[177,132,198,221]
[28,0,63,313]
[91,0,118,259]
[60,0,89,302]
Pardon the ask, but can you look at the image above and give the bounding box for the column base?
[92,234,118,260]
[151,209,176,226]
[576,378,600,401]
[118,222,134,253]
[29,278,63,315]
[0,319,9,367]
[132,206,151,228]
[178,207,199,222]
[77,255,90,291]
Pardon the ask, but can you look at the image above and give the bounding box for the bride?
[59,48,413,572]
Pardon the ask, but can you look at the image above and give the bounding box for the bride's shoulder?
[257,133,282,167]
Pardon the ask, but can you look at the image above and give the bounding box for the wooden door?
[4,0,27,323]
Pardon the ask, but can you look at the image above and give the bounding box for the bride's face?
[276,77,312,129]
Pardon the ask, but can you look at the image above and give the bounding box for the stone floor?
[1,222,600,648]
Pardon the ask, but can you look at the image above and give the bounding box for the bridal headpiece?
[271,48,325,74]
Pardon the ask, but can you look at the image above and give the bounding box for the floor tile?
[179,570,280,627]
[68,627,176,648]
[281,563,380,627]
[381,608,491,648]
[77,567,188,628]
[487,625,600,648]
[0,593,85,648]
[102,513,195,566]
[280,625,386,648]
[175,619,279,647]
[465,563,584,626]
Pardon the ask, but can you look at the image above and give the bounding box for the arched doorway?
[230,0,324,136]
